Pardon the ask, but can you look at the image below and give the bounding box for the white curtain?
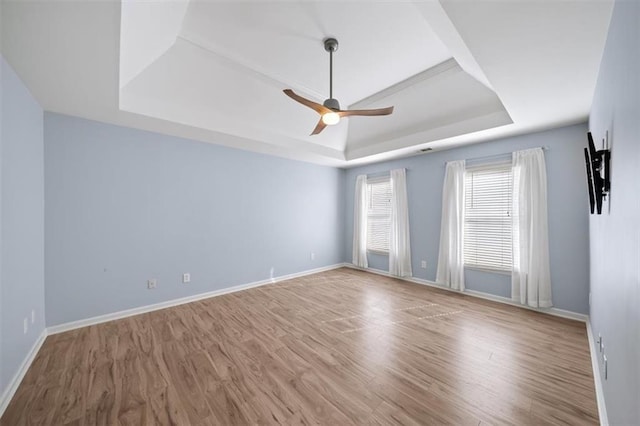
[436,160,466,291]
[511,148,552,308]
[352,175,368,268]
[389,169,412,277]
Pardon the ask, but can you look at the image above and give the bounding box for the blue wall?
[588,0,640,423]
[0,57,46,397]
[44,113,345,326]
[344,123,590,314]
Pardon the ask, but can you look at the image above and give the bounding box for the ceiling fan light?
[322,112,340,125]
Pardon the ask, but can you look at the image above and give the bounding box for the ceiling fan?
[283,38,394,136]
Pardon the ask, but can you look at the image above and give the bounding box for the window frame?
[365,176,392,255]
[463,161,514,273]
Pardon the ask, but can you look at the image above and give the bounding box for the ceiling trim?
[120,86,346,162]
[119,0,189,89]
[349,101,511,151]
[178,31,325,101]
[345,108,512,161]
[411,1,493,91]
[350,58,458,108]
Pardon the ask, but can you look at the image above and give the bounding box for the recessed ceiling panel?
[119,0,467,158]
[1,0,611,168]
[120,39,347,156]
[346,59,512,151]
[440,1,613,127]
[118,0,513,162]
[119,0,189,88]
[179,1,452,105]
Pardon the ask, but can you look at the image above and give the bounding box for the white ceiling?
[1,1,613,167]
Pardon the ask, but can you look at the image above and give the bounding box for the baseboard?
[463,289,588,322]
[0,329,47,418]
[47,263,346,335]
[586,319,609,425]
[345,264,588,322]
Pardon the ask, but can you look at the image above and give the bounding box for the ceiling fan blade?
[283,89,332,115]
[338,106,394,117]
[310,118,327,135]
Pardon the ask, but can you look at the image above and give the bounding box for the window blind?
[464,164,513,271]
[367,179,392,253]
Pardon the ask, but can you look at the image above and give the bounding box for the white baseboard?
[47,263,346,335]
[586,319,609,425]
[0,329,47,418]
[345,264,588,322]
[463,289,588,322]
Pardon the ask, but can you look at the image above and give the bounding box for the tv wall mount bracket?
[584,132,611,214]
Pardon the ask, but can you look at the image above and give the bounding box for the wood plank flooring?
[1,268,599,425]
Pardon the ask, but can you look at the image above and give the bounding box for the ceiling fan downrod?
[323,38,340,111]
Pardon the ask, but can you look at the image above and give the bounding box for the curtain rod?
[446,146,550,165]
[366,167,407,178]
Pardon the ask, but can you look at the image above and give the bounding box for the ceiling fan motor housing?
[323,98,340,110]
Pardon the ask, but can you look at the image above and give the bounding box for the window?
[366,178,391,253]
[464,163,513,272]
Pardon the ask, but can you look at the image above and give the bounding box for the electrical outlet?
[31,309,35,324]
[23,318,28,334]
[420,260,427,269]
[182,273,191,283]
[310,252,315,261]
[147,279,157,289]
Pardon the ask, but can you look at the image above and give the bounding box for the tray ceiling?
[1,1,614,167]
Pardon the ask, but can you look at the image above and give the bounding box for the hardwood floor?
[1,268,599,425]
